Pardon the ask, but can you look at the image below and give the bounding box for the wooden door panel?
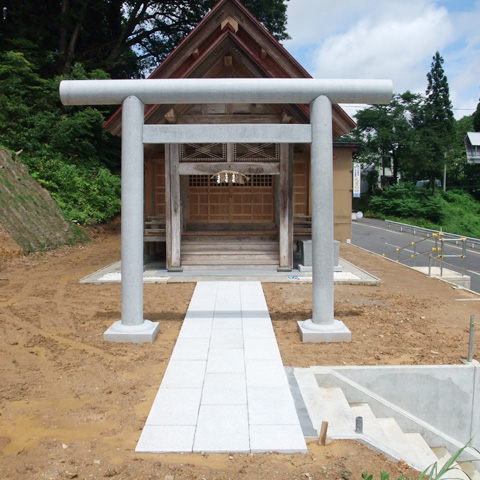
[188,174,274,224]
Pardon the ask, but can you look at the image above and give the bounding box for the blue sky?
[283,0,480,119]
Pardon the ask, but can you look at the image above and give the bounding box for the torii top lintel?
[59,78,393,106]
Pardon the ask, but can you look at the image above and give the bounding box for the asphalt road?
[351,217,480,294]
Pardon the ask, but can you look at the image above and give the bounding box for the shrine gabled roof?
[104,0,355,137]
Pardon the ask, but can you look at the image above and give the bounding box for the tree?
[447,114,480,200]
[0,0,290,77]
[412,52,454,194]
[0,51,122,224]
[348,91,422,185]
[0,0,290,223]
[473,99,480,132]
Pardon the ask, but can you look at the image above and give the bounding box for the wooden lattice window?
[188,175,232,187]
[188,175,210,187]
[189,174,273,188]
[181,143,280,163]
[234,143,279,162]
[251,175,273,187]
[181,143,226,162]
[230,174,273,187]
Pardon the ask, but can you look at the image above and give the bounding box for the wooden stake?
[319,421,328,446]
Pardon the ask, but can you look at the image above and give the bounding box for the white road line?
[384,242,414,254]
[353,223,480,256]
[352,222,405,235]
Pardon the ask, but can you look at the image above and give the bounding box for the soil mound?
[0,148,88,255]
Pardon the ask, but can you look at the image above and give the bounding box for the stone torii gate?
[60,78,392,343]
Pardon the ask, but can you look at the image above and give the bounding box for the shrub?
[0,51,121,226]
[26,155,121,225]
[365,184,480,238]
[369,184,445,223]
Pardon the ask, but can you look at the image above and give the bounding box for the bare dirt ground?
[0,222,478,480]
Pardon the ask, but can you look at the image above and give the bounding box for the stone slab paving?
[136,281,307,454]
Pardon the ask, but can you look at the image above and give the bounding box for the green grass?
[365,186,480,239]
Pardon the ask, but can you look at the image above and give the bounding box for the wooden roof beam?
[164,108,177,124]
[281,109,292,124]
[221,16,239,33]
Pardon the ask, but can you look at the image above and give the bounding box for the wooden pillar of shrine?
[165,144,182,271]
[278,143,294,271]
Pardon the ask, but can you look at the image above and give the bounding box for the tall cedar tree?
[473,99,480,132]
[414,52,454,194]
[0,0,290,77]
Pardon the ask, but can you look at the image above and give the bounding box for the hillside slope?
[0,148,88,255]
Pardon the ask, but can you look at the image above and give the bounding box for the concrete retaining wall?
[314,363,480,453]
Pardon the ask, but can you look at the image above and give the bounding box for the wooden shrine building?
[104,0,358,271]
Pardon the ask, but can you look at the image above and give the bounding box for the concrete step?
[293,368,327,434]
[350,404,440,471]
[458,461,480,480]
[433,447,472,480]
[377,418,425,468]
[319,387,355,437]
[293,370,478,477]
[404,433,439,471]
[350,403,390,445]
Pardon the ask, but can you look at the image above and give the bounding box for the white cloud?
[285,0,442,50]
[284,0,478,118]
[312,7,453,90]
[446,6,480,115]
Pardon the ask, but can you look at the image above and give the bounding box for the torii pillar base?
[297,319,351,343]
[104,320,159,344]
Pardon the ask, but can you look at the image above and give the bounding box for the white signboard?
[353,163,361,198]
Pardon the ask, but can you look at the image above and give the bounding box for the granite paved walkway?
[136,281,307,454]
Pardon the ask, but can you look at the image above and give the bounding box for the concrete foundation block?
[104,319,160,343]
[301,240,313,266]
[333,240,340,266]
[297,264,311,272]
[299,239,342,270]
[297,319,351,343]
[298,264,343,273]
[413,267,471,289]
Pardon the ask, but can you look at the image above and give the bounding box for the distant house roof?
[104,0,355,138]
[465,132,480,163]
